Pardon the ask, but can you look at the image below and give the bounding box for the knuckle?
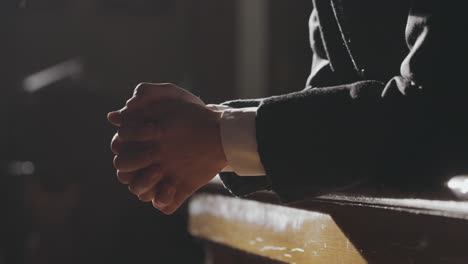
[132,177,151,195]
[160,207,174,215]
[113,155,120,168]
[116,170,132,184]
[113,155,127,170]
[110,136,120,153]
[112,140,123,151]
[116,173,123,183]
[134,82,151,95]
[128,183,139,195]
[111,132,119,141]
[138,193,154,202]
[118,109,133,123]
[152,199,160,209]
[159,82,173,88]
[128,185,137,195]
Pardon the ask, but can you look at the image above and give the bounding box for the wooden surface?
[189,194,365,264]
[189,180,468,263]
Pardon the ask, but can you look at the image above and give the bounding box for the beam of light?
[8,161,35,176]
[22,59,83,93]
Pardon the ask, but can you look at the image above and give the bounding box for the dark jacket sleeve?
[221,0,466,201]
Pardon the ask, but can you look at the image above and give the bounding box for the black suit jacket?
[220,0,467,201]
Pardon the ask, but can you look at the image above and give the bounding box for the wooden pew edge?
[201,176,468,220]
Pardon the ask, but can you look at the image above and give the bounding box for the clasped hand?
[108,83,227,214]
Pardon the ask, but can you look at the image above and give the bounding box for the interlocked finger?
[138,185,157,202]
[118,123,161,142]
[110,133,122,154]
[128,164,163,196]
[113,145,160,172]
[154,184,195,215]
[152,181,176,208]
[116,170,136,184]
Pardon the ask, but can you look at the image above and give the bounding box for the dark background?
[0,0,312,263]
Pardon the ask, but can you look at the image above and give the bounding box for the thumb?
[126,83,205,110]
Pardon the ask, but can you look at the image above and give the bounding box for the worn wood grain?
[189,194,366,264]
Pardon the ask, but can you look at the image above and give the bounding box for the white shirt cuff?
[206,104,266,176]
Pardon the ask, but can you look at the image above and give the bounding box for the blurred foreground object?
[448,176,468,200]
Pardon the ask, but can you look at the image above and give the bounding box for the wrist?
[210,108,229,170]
[206,104,266,176]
